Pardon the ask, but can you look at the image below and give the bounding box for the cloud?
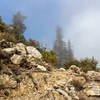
[64,8,100,64]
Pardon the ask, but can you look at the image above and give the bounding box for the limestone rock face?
[11,54,24,64]
[26,46,42,59]
[15,43,26,55]
[0,74,17,89]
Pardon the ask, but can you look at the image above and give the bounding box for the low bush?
[0,32,17,43]
[41,49,58,65]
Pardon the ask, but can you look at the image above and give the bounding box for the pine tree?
[67,40,74,62]
[12,11,27,42]
[53,26,68,67]
[13,11,27,34]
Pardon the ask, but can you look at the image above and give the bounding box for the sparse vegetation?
[64,57,98,72]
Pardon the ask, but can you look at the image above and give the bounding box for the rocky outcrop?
[0,39,42,66]
[0,39,100,100]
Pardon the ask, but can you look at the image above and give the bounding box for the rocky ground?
[0,39,100,100]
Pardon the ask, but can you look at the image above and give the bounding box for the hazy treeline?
[53,26,74,67]
[0,11,98,71]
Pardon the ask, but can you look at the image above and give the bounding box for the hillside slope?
[0,39,100,100]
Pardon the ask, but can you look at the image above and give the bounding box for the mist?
[63,2,100,66]
[0,0,100,65]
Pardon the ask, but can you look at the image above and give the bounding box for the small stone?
[37,65,46,71]
[59,68,65,71]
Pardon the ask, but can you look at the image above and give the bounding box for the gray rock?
[59,68,66,71]
[2,48,16,55]
[26,46,42,59]
[37,65,46,71]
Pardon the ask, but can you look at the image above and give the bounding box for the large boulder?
[26,46,42,59]
[15,43,26,55]
[11,54,24,65]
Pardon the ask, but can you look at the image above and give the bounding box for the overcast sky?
[0,0,100,65]
[64,0,100,66]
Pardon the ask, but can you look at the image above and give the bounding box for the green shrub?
[0,32,17,43]
[72,78,84,90]
[27,38,41,51]
[0,17,18,43]
[64,59,80,69]
[41,49,58,65]
[4,90,9,96]
[80,57,98,72]
[64,57,98,72]
[96,68,100,72]
[0,16,8,32]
